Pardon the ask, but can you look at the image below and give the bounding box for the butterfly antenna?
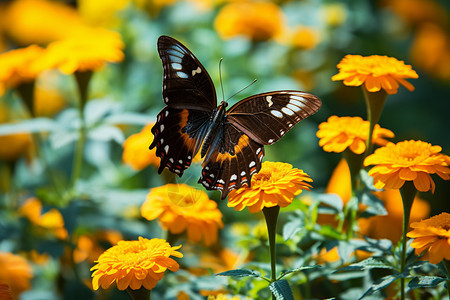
[219,58,225,101]
[226,79,257,102]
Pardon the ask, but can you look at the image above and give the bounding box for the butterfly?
[150,35,321,200]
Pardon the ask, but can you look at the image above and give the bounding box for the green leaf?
[217,269,261,278]
[0,118,57,135]
[269,280,294,300]
[358,192,387,217]
[338,257,396,272]
[316,193,343,212]
[358,274,400,299]
[280,265,322,277]
[407,276,445,291]
[104,112,153,125]
[282,219,303,241]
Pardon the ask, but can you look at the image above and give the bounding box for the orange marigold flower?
[2,0,85,45]
[317,116,394,154]
[34,28,124,74]
[122,124,159,171]
[364,140,450,193]
[0,45,46,96]
[331,54,418,94]
[19,197,68,239]
[0,252,33,298]
[228,161,312,213]
[90,237,182,291]
[214,1,285,42]
[407,213,450,264]
[141,184,223,246]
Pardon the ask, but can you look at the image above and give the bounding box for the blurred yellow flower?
[2,0,85,45]
[410,23,450,81]
[364,140,450,193]
[0,45,46,96]
[283,26,320,50]
[317,116,394,154]
[207,295,243,300]
[34,84,67,117]
[320,3,347,27]
[122,124,159,171]
[228,161,312,213]
[35,28,125,75]
[358,189,430,243]
[91,237,182,290]
[141,184,223,246]
[332,55,418,94]
[19,197,68,240]
[214,1,285,42]
[0,282,13,300]
[0,132,32,162]
[131,0,178,17]
[73,230,124,263]
[78,0,129,28]
[325,158,352,204]
[407,213,450,264]
[0,252,33,298]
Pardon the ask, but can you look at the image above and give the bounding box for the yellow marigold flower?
[122,124,159,171]
[317,116,394,154]
[19,197,68,239]
[0,252,33,298]
[0,45,46,96]
[0,132,32,162]
[358,189,430,243]
[364,140,450,193]
[90,237,182,290]
[214,2,285,42]
[320,3,347,27]
[407,213,450,264]
[74,230,123,263]
[34,84,67,117]
[141,184,223,246]
[34,28,124,75]
[228,161,312,213]
[285,26,320,50]
[3,0,85,45]
[331,55,418,94]
[78,0,128,28]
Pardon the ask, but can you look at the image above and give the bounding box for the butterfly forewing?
[199,123,264,200]
[150,107,210,176]
[158,35,217,111]
[226,91,321,145]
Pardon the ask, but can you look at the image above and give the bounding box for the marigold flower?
[317,116,394,154]
[0,252,33,298]
[122,124,159,171]
[0,45,46,96]
[407,213,450,264]
[19,197,68,239]
[228,161,312,213]
[141,184,223,246]
[214,1,285,42]
[282,26,320,50]
[364,140,450,193]
[34,28,124,74]
[77,0,128,28]
[331,54,418,94]
[73,230,123,263]
[91,237,182,290]
[34,78,67,117]
[2,0,85,45]
[0,132,32,162]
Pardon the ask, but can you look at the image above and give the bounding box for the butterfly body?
[151,36,321,199]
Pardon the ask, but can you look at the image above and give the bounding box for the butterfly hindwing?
[226,91,321,145]
[199,122,264,199]
[158,35,217,111]
[150,107,210,176]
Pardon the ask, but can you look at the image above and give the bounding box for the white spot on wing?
[218,179,225,184]
[160,124,165,132]
[270,110,283,118]
[176,71,189,78]
[164,145,169,153]
[179,160,183,164]
[256,148,261,154]
[165,110,169,116]
[241,171,246,176]
[289,98,306,108]
[282,107,295,116]
[169,158,174,163]
[210,173,215,178]
[192,67,202,76]
[266,95,273,107]
[187,155,191,159]
[268,139,274,143]
[171,62,182,70]
[249,161,256,168]
[230,174,237,181]
[287,103,301,112]
[164,97,169,103]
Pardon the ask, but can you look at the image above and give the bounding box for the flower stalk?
[263,205,280,300]
[362,87,387,156]
[399,181,417,300]
[70,70,93,193]
[127,287,151,300]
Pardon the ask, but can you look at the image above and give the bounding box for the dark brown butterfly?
[150,36,321,199]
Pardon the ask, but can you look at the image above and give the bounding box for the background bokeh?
[0,0,449,299]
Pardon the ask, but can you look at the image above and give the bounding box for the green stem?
[263,205,280,300]
[445,260,450,299]
[362,87,387,156]
[126,287,151,300]
[69,71,93,194]
[399,181,416,300]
